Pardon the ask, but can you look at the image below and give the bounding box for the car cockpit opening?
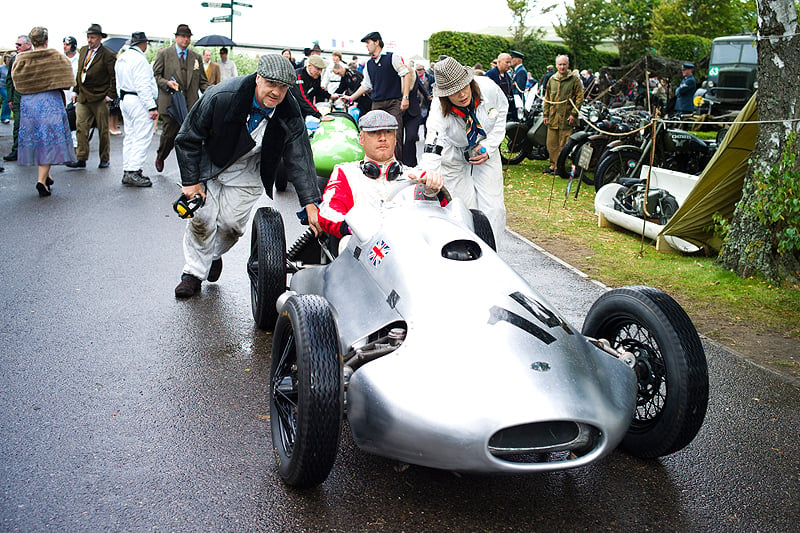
[442,240,482,261]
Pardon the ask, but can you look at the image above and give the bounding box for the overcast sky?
[4,0,562,60]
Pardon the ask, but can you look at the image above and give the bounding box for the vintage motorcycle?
[593,118,716,190]
[555,104,644,183]
[500,86,550,165]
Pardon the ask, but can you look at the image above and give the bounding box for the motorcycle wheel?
[500,129,529,165]
[593,149,641,190]
[658,195,680,225]
[271,294,342,488]
[470,209,496,252]
[556,138,582,179]
[248,207,286,331]
[582,286,708,458]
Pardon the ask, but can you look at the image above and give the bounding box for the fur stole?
[11,48,75,95]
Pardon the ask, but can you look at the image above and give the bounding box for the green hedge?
[429,30,618,80]
[657,34,712,65]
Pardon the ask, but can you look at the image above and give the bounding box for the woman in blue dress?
[11,26,76,196]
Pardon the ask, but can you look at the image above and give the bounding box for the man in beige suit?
[202,50,221,86]
[152,24,208,172]
[66,23,116,169]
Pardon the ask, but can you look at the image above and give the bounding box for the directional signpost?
[201,1,252,41]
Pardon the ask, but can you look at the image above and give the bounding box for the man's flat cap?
[361,31,382,43]
[359,110,398,131]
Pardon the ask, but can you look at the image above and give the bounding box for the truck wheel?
[271,295,342,488]
[248,208,285,331]
[582,286,708,458]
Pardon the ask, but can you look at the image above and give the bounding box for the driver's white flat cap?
[359,110,398,131]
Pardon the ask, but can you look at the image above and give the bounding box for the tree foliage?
[555,0,613,68]
[603,0,659,64]
[718,0,800,284]
[507,0,557,42]
[651,0,757,43]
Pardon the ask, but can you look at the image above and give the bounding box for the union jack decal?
[368,239,391,267]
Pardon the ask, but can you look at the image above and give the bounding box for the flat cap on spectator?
[510,50,525,59]
[307,55,327,69]
[257,54,296,86]
[682,62,695,70]
[175,24,192,36]
[361,31,382,43]
[432,56,474,97]
[358,110,398,131]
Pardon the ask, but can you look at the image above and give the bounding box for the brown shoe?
[174,274,201,298]
[207,258,223,282]
[155,156,164,173]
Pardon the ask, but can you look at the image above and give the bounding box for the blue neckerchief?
[452,99,486,147]
[248,96,274,133]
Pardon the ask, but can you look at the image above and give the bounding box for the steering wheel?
[386,177,452,205]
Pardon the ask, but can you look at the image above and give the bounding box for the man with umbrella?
[152,24,208,173]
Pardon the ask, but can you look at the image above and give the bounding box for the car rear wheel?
[271,295,342,488]
[582,286,708,458]
[248,207,286,331]
[470,209,496,251]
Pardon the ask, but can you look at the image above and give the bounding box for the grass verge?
[502,157,800,377]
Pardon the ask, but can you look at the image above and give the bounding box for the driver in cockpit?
[318,110,444,238]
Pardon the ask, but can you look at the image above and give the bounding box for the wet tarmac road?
[1,130,798,531]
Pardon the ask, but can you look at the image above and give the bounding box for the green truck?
[694,35,757,115]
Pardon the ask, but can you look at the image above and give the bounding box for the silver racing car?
[247,180,709,488]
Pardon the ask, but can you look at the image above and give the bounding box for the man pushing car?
[172,54,322,298]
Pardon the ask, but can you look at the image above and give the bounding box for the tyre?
[248,208,286,331]
[556,138,582,179]
[581,286,708,458]
[470,209,496,251]
[500,126,529,165]
[658,195,679,225]
[594,149,641,190]
[271,295,342,488]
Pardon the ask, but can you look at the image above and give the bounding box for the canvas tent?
[659,93,758,251]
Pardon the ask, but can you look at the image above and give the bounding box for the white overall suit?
[182,119,268,280]
[114,46,158,172]
[421,76,508,242]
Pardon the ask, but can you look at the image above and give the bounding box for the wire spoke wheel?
[582,286,708,458]
[270,295,342,488]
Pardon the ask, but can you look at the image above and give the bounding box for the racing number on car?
[488,291,575,345]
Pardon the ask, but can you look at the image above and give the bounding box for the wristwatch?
[402,95,409,100]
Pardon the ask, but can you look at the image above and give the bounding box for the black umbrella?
[102,37,128,54]
[195,34,236,47]
[168,91,189,124]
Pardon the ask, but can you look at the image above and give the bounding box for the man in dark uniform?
[346,31,411,159]
[674,62,697,114]
[485,52,515,120]
[510,50,528,112]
